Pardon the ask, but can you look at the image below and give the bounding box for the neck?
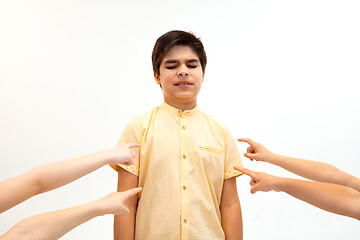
[164,99,197,111]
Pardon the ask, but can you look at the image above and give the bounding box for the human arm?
[0,188,142,240]
[114,168,139,240]
[237,138,360,191]
[0,143,138,213]
[220,177,243,240]
[235,166,360,220]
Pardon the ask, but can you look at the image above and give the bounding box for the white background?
[1,0,359,239]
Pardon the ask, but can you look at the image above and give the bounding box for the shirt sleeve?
[223,126,244,179]
[109,118,141,176]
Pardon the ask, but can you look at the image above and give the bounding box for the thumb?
[250,183,260,194]
[120,207,130,216]
[125,143,140,149]
[244,153,257,160]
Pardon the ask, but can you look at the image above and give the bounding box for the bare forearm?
[0,171,39,213]
[113,189,138,240]
[114,212,136,240]
[278,177,360,220]
[0,145,137,214]
[1,150,111,206]
[114,169,138,240]
[240,139,360,190]
[0,153,104,213]
[270,154,339,183]
[221,204,243,240]
[270,154,360,191]
[35,151,111,194]
[0,152,111,214]
[220,177,242,240]
[1,201,104,240]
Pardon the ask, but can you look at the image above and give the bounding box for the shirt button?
[182,155,186,159]
[183,218,188,223]
[183,185,187,190]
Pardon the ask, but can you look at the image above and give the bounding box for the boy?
[112,30,244,240]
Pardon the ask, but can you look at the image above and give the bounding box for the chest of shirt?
[138,111,226,179]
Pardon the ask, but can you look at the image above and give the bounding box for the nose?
[177,65,189,77]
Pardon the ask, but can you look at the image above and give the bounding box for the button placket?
[180,115,189,239]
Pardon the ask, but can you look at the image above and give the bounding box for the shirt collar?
[160,102,200,117]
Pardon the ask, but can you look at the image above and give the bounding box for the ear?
[154,72,161,85]
[202,72,205,83]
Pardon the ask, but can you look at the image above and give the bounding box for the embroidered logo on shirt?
[198,145,222,155]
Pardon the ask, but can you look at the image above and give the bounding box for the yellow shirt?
[111,102,243,240]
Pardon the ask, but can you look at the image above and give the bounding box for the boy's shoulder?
[198,109,231,134]
[128,105,161,126]
[122,106,159,137]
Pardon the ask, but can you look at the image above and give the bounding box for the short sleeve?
[109,118,141,176]
[223,127,244,179]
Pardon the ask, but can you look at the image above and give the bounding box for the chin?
[176,93,195,100]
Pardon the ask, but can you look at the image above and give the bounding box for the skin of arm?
[235,166,360,220]
[0,144,138,214]
[114,167,139,240]
[237,138,360,192]
[0,188,142,240]
[220,177,243,240]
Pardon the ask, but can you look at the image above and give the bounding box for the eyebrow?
[188,59,199,63]
[164,59,200,64]
[164,59,178,64]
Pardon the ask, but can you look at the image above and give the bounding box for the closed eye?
[166,66,177,69]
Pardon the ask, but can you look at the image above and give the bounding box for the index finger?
[234,166,258,181]
[122,187,143,199]
[237,138,256,147]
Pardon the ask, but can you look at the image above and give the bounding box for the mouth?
[175,82,192,86]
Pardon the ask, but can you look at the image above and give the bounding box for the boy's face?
[154,45,204,109]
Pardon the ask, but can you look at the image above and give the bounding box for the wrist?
[275,177,295,193]
[271,176,283,192]
[87,200,107,216]
[95,149,114,165]
[266,152,279,164]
